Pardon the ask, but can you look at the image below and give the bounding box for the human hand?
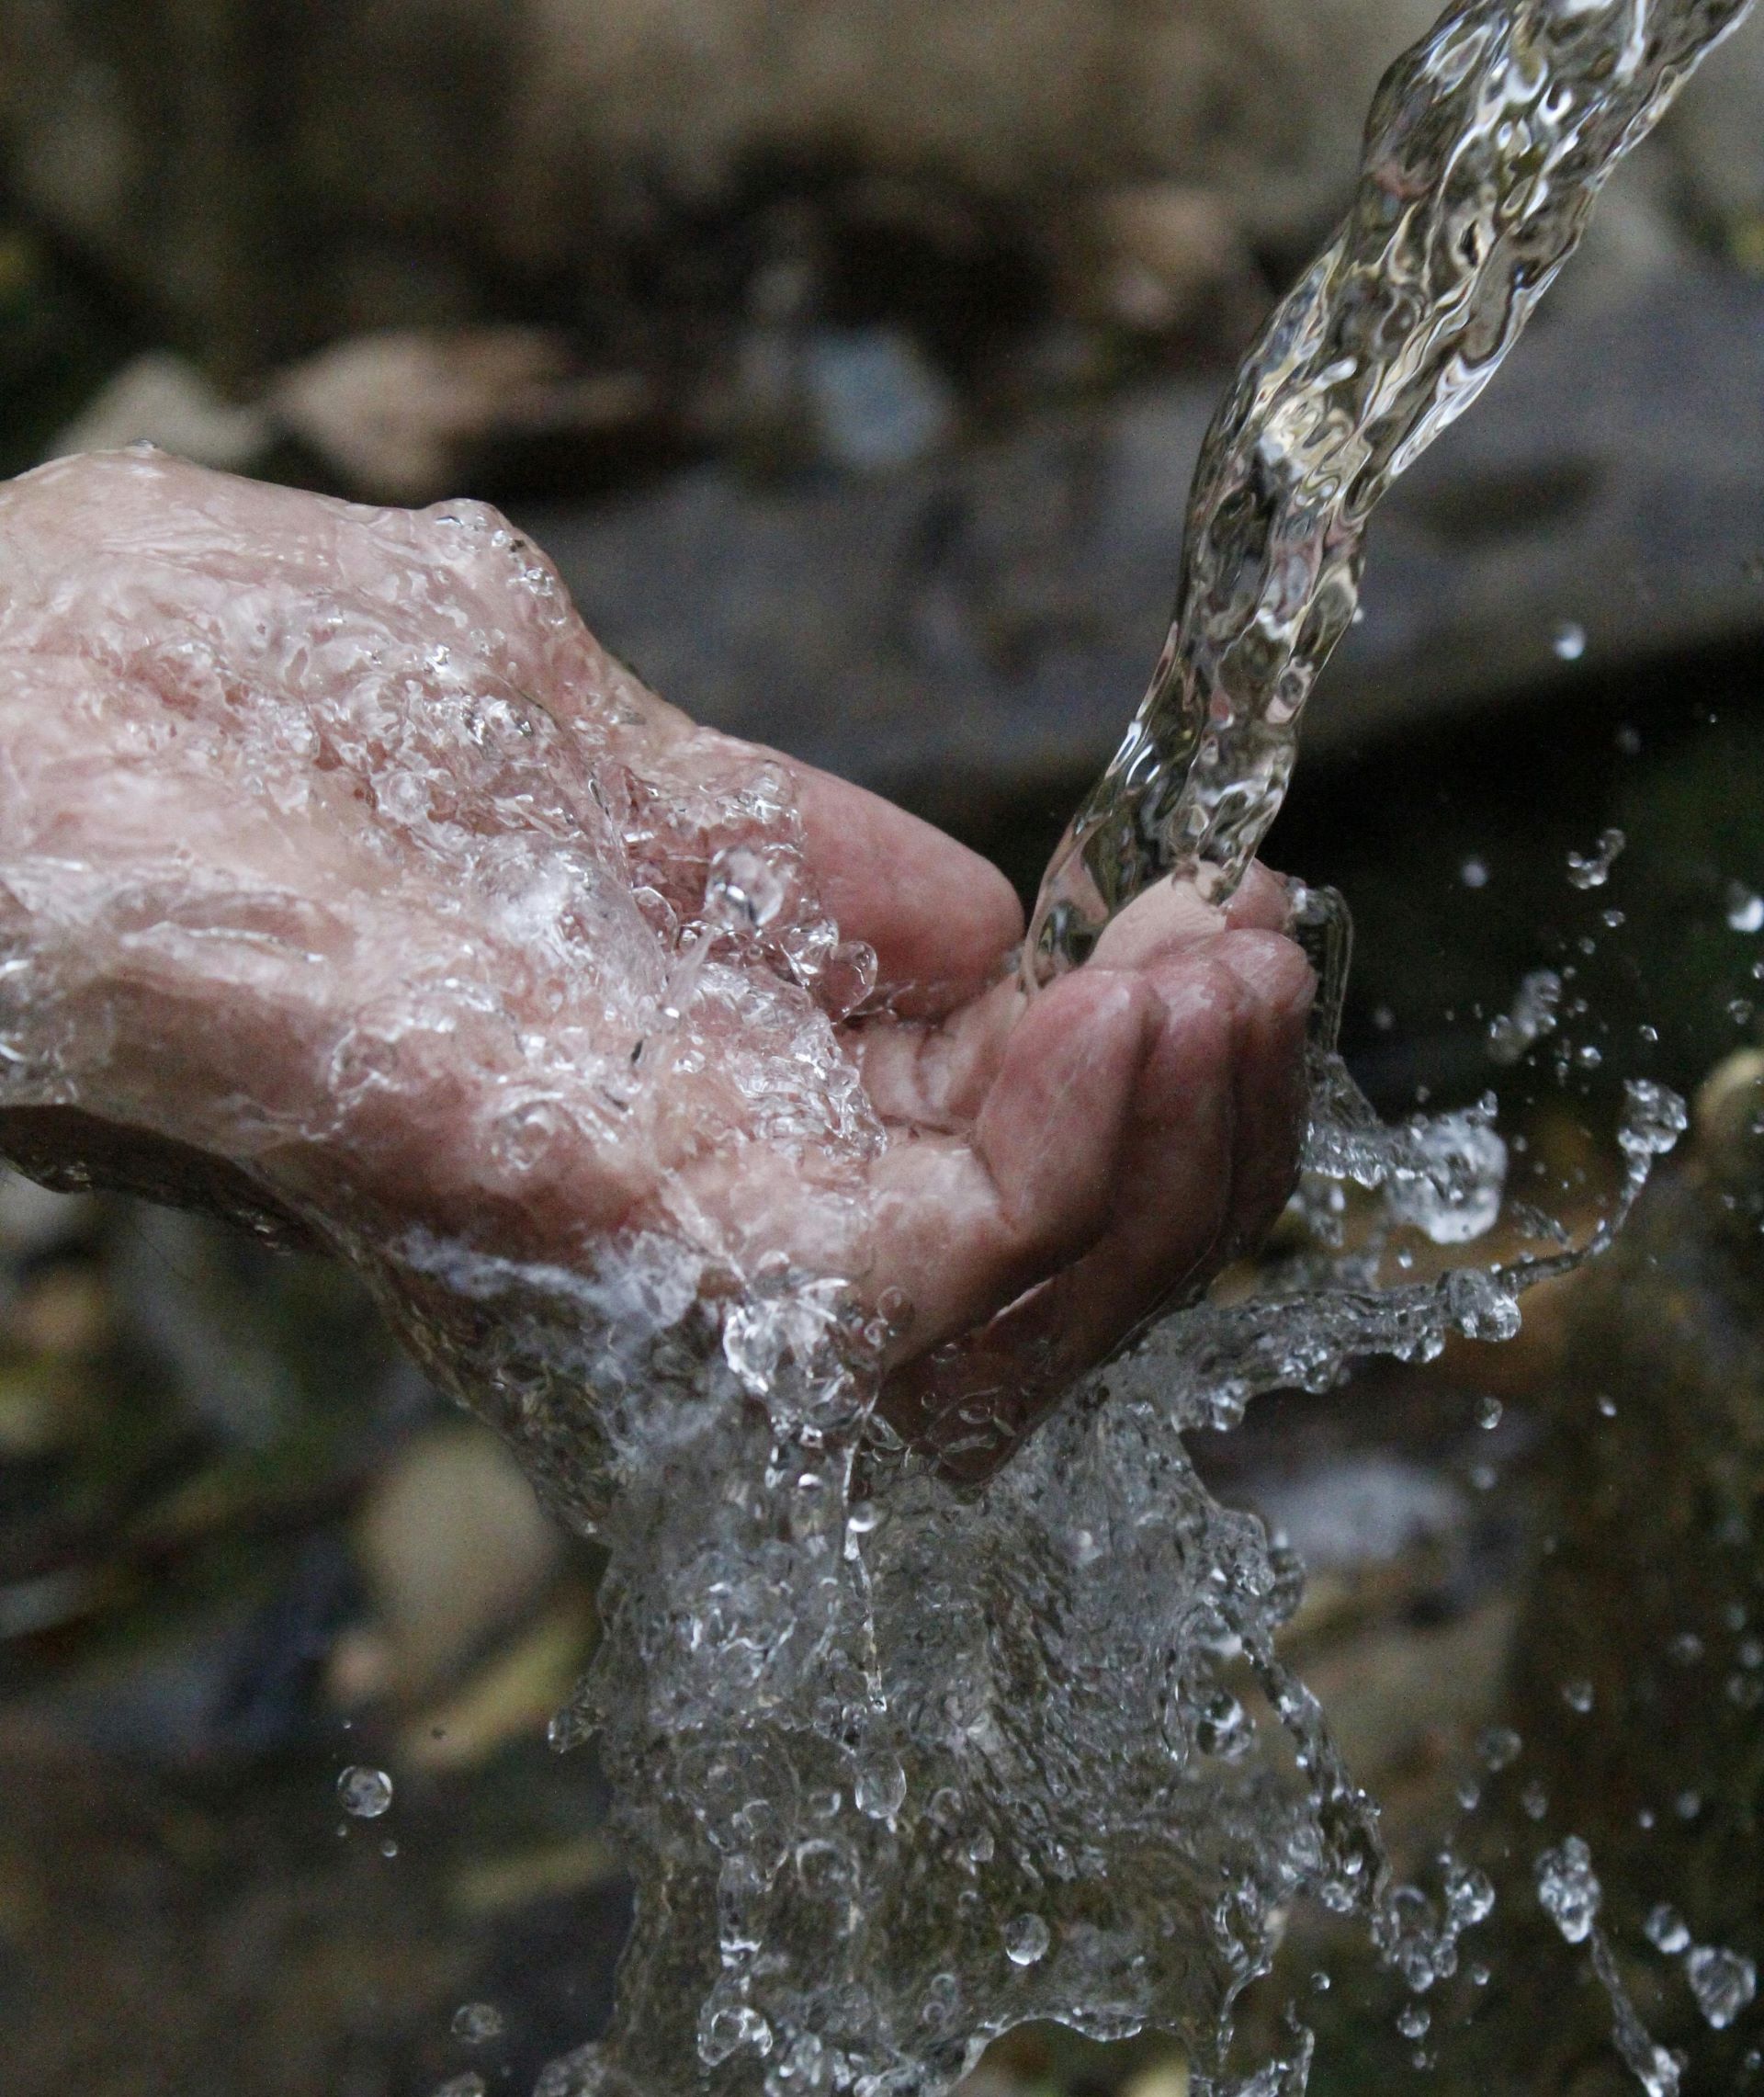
[0,452,1312,1475]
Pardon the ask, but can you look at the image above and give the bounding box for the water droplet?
[1687,1944,1757,2030]
[854,1751,908,1823]
[1596,1393,1618,1419]
[1456,1779,1482,1813]
[1552,621,1587,662]
[1562,1679,1594,1715]
[1675,1789,1703,1822]
[1196,1690,1256,1762]
[1444,1856,1496,1928]
[337,1765,393,1819]
[1475,1395,1504,1431]
[435,2078,487,2097]
[1003,1915,1051,1967]
[452,2002,505,2045]
[1476,1726,1521,1772]
[1727,884,1764,935]
[1311,1969,1332,1993]
[1645,1905,1690,1955]
[1566,829,1626,890]
[1396,2003,1430,2040]
[1469,1963,1491,1988]
[1668,1631,1705,1666]
[379,1837,399,1859]
[1536,1836,1601,1944]
[1521,1781,1550,1821]
[1460,856,1490,890]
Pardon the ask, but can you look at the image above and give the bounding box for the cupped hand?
[0,452,1312,1474]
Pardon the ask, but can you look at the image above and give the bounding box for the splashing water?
[1025,0,1751,981]
[0,6,1748,2097]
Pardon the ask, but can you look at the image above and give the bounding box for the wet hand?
[0,452,1312,1474]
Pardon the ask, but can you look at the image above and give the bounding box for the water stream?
[0,6,1754,2095]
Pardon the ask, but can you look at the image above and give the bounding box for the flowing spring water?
[0,6,1749,2096]
[1026,0,1754,982]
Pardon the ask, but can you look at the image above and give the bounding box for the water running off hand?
[0,6,1740,2097]
[511,7,1743,2096]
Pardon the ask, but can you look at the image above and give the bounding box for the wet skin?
[0,452,1313,1472]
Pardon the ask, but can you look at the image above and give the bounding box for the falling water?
[1026,0,1753,981]
[0,6,1752,2097]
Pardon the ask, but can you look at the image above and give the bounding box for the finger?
[854,862,1297,1131]
[883,930,1313,1475]
[1213,929,1316,1257]
[786,761,1023,1015]
[853,968,1159,1353]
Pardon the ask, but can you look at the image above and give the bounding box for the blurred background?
[3,4,1764,2092]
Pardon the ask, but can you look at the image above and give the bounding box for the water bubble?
[1443,1857,1496,1930]
[1668,1632,1705,1666]
[452,2002,505,2045]
[1196,1690,1256,1762]
[919,1973,960,2030]
[1460,856,1490,890]
[1675,1790,1703,1822]
[1596,1394,1619,1419]
[1619,1081,1689,1163]
[1487,970,1562,1066]
[337,1765,393,1819]
[1566,829,1626,890]
[1552,621,1587,662]
[1645,1906,1691,1955]
[1521,1782,1550,1821]
[1003,1915,1051,1967]
[1687,1944,1757,2029]
[854,1751,908,1823]
[1562,1679,1595,1715]
[1727,884,1764,935]
[1476,1726,1521,1773]
[1535,1837,1601,1944]
[435,2078,487,2097]
[1310,1970,1332,1994]
[1475,1395,1503,1437]
[379,1837,399,1859]
[1456,1779,1482,1813]
[1469,1963,1491,1989]
[1396,2003,1431,2041]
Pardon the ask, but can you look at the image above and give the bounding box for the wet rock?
[517,260,1764,837]
[0,0,1442,369]
[338,1421,566,1710]
[1084,185,1267,342]
[804,327,956,473]
[46,351,271,472]
[268,328,655,504]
